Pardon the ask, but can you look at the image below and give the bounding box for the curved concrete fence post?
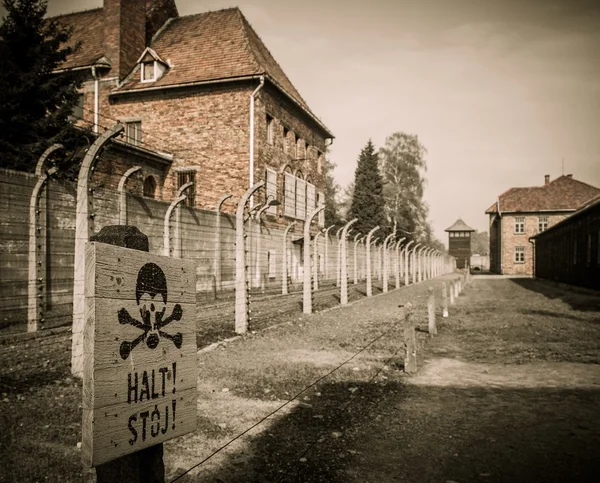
[313,230,323,291]
[394,237,406,289]
[353,233,361,285]
[118,166,142,225]
[410,243,420,285]
[72,123,123,376]
[282,221,298,295]
[28,144,62,333]
[404,240,414,286]
[303,205,325,314]
[323,225,335,282]
[214,193,233,292]
[164,181,194,257]
[340,218,358,305]
[382,233,395,293]
[335,226,344,287]
[235,181,265,334]
[365,227,380,297]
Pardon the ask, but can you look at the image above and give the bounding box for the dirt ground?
[1,276,599,482]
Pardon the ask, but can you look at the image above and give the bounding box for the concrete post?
[335,226,344,287]
[214,193,233,292]
[28,144,62,333]
[403,302,417,374]
[394,237,406,289]
[411,243,420,285]
[313,230,322,291]
[323,225,335,282]
[340,218,358,305]
[365,226,380,297]
[382,233,395,293]
[163,181,193,257]
[442,281,449,317]
[360,235,367,280]
[427,287,437,335]
[72,123,123,376]
[235,181,265,334]
[404,240,414,286]
[353,233,361,284]
[377,244,383,281]
[303,205,325,313]
[118,166,142,225]
[449,280,455,305]
[281,221,298,295]
[417,246,426,283]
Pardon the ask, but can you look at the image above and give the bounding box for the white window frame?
[141,61,157,82]
[538,216,548,233]
[317,192,325,227]
[514,216,525,234]
[125,121,142,146]
[284,172,296,218]
[306,182,316,215]
[514,246,525,263]
[296,178,306,220]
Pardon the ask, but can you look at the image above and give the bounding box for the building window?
[71,93,84,121]
[143,176,156,198]
[126,121,142,146]
[141,61,156,82]
[296,138,305,160]
[284,171,296,217]
[538,216,548,233]
[177,170,196,207]
[306,181,316,215]
[266,114,274,145]
[296,176,306,219]
[515,246,525,263]
[265,168,277,214]
[283,127,289,153]
[514,216,525,234]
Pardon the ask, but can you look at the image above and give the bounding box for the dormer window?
[137,47,168,83]
[141,61,156,82]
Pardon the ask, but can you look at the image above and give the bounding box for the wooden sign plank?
[83,242,197,467]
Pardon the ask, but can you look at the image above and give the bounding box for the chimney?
[544,174,550,185]
[104,0,147,80]
[566,174,573,179]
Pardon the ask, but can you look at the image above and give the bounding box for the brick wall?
[500,213,569,275]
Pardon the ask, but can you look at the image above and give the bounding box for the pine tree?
[0,0,83,171]
[348,140,386,236]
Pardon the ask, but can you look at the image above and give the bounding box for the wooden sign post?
[83,238,197,469]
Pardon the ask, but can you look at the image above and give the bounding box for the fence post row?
[303,205,325,314]
[235,181,265,335]
[72,123,124,377]
[27,144,62,333]
[340,218,358,305]
[404,240,414,286]
[323,224,335,281]
[282,221,298,295]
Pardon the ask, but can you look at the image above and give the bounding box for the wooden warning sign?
[82,242,197,467]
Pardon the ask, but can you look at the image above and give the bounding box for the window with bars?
[306,182,315,215]
[265,168,277,214]
[538,216,548,232]
[284,171,295,217]
[126,121,142,146]
[177,170,196,207]
[514,246,525,263]
[514,216,525,234]
[296,178,306,219]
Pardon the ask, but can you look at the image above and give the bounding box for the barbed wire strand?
[169,322,399,482]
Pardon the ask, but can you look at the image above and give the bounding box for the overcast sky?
[4,0,600,244]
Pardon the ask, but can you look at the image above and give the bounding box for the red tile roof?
[445,218,475,232]
[53,8,106,70]
[52,5,332,136]
[485,175,600,214]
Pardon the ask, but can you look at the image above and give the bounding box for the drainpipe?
[91,66,99,134]
[249,75,265,207]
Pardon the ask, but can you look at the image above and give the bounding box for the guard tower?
[445,218,475,269]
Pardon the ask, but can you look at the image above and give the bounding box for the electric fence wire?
[169,321,401,482]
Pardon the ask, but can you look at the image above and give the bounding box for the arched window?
[143,176,156,199]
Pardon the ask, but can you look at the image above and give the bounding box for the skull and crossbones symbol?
[117,263,183,360]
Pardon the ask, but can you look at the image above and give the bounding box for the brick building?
[445,219,475,269]
[54,0,333,225]
[485,174,600,275]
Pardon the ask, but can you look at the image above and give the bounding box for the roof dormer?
[137,47,168,83]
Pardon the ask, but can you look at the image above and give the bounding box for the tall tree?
[471,230,489,255]
[0,0,82,171]
[379,132,428,242]
[348,140,386,236]
[324,157,342,227]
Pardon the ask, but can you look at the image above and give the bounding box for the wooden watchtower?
[445,218,475,269]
